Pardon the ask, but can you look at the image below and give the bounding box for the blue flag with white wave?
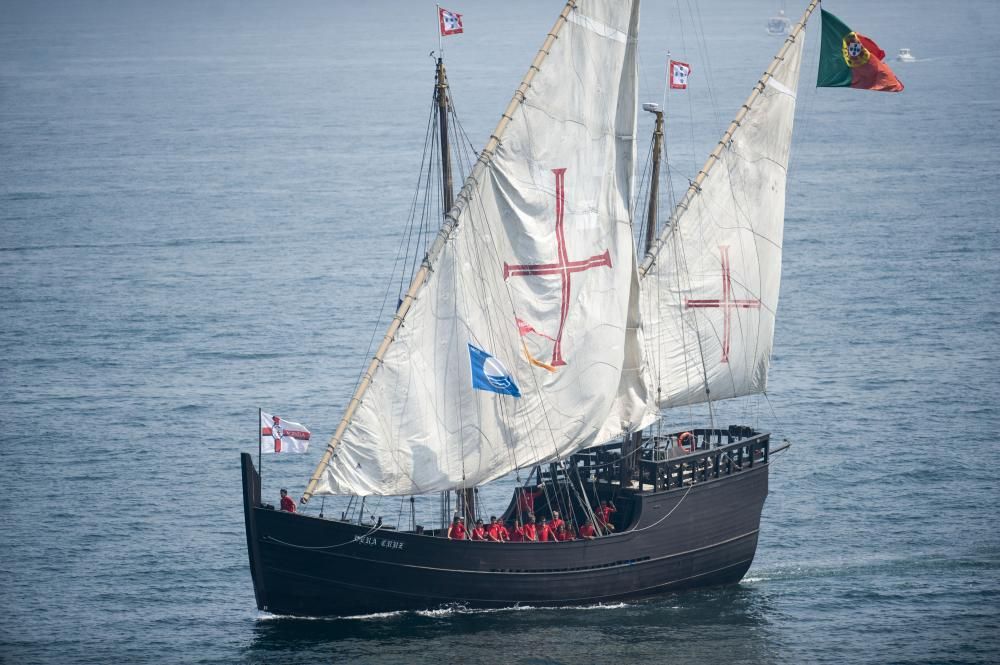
[468,343,521,398]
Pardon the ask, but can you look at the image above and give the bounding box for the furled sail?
[310,0,653,497]
[639,27,805,408]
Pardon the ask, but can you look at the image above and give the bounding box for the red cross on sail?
[503,168,612,367]
[685,246,761,363]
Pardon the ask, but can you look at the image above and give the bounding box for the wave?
[743,548,1000,586]
[415,601,631,617]
[256,601,633,623]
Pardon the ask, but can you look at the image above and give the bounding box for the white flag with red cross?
[260,412,311,454]
[669,59,691,89]
[439,6,463,36]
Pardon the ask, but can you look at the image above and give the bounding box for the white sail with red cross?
[310,0,654,497]
[639,25,805,408]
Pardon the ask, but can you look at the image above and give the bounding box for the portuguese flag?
[817,9,903,92]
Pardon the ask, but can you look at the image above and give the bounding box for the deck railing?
[637,428,770,492]
[535,426,770,493]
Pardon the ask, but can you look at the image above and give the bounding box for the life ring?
[677,431,695,453]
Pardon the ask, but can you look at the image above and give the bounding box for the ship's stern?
[240,453,268,611]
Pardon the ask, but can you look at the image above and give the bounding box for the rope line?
[264,522,383,551]
[627,481,696,533]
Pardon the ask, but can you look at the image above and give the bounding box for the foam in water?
[256,602,633,622]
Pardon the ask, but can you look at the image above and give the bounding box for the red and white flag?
[260,412,311,454]
[439,6,463,36]
[669,59,691,89]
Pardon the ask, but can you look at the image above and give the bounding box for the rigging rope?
[264,521,383,551]
[626,481,695,533]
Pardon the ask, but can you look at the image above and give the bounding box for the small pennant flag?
[439,6,463,36]
[817,9,903,92]
[261,412,311,454]
[670,60,691,89]
[469,343,521,398]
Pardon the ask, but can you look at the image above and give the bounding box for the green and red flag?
[817,9,903,92]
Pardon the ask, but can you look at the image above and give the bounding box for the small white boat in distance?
[767,10,791,35]
[896,48,916,62]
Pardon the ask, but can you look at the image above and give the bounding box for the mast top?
[640,0,820,276]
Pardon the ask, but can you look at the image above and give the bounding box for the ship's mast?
[436,57,455,214]
[644,108,664,255]
[622,105,665,487]
[435,56,475,522]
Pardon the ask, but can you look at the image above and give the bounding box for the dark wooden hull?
[241,451,769,617]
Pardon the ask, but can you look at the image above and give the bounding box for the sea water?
[2,1,998,663]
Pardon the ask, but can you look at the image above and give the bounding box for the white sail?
[312,0,653,497]
[640,29,804,408]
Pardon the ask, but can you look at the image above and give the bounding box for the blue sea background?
[2,0,998,663]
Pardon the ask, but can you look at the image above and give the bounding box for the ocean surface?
[2,1,999,663]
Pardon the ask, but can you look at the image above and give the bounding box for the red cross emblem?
[264,415,284,452]
[503,168,612,367]
[261,415,309,453]
[685,246,761,363]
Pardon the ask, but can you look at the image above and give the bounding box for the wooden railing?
[637,428,770,492]
[527,426,771,493]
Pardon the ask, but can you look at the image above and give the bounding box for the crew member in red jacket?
[470,519,487,540]
[549,510,565,533]
[556,523,574,541]
[538,516,554,542]
[596,501,617,533]
[279,489,296,513]
[509,518,525,542]
[579,519,597,539]
[498,520,511,542]
[517,484,544,521]
[523,515,538,542]
[447,515,467,540]
[487,516,505,542]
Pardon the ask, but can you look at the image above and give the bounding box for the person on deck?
[447,515,467,540]
[498,520,511,542]
[523,515,538,542]
[596,501,617,533]
[487,516,504,542]
[579,519,597,539]
[279,489,296,513]
[538,516,554,542]
[509,518,525,542]
[549,510,565,533]
[556,523,574,541]
[470,519,487,541]
[516,484,544,521]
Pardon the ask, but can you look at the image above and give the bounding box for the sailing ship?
[241,0,814,617]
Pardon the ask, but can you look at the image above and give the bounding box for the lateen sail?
[312,0,653,497]
[640,27,805,408]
